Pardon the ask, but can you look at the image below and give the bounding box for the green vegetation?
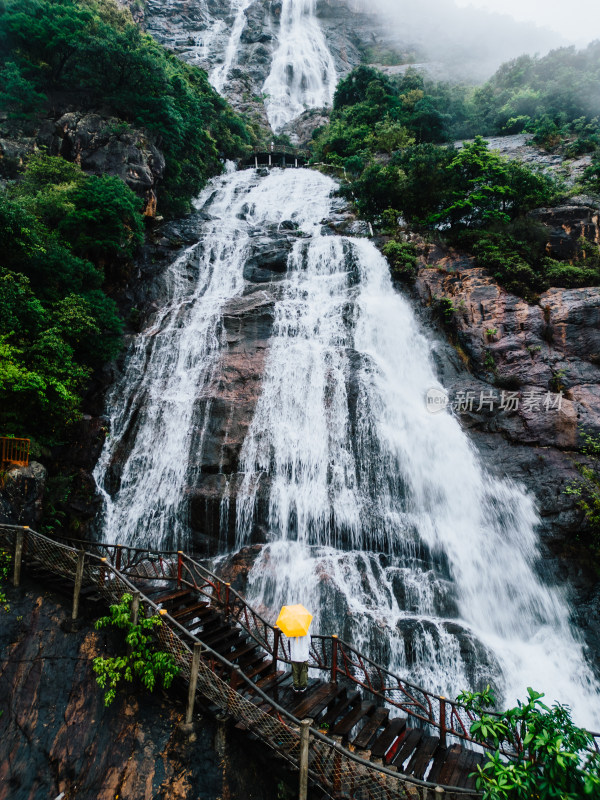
[564,431,600,571]
[457,686,600,799]
[0,0,252,215]
[0,550,11,612]
[471,43,600,142]
[93,593,180,707]
[311,62,600,297]
[0,152,138,444]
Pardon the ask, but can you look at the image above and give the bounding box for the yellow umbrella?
[275,604,313,637]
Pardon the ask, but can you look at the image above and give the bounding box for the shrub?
[93,593,180,706]
[457,686,600,800]
[382,240,418,282]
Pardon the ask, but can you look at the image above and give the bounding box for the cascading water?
[210,0,254,94]
[94,161,600,728]
[227,169,600,728]
[262,0,337,131]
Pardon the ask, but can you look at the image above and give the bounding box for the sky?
[454,0,600,45]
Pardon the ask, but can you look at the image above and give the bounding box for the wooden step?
[171,601,208,621]
[332,701,376,738]
[228,641,259,664]
[255,670,286,692]
[245,659,273,682]
[391,728,423,770]
[433,744,462,786]
[290,682,338,720]
[370,717,407,760]
[465,751,486,789]
[319,689,359,728]
[445,747,473,787]
[151,588,193,606]
[302,683,346,722]
[352,707,389,750]
[406,734,439,780]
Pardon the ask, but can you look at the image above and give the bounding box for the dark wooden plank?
[332,701,376,738]
[435,743,462,786]
[291,682,338,720]
[447,748,477,788]
[426,745,448,785]
[244,659,273,682]
[370,717,407,760]
[391,728,423,770]
[228,641,259,663]
[300,683,346,722]
[171,601,208,620]
[406,735,439,780]
[319,689,359,727]
[460,750,478,789]
[352,708,389,750]
[151,588,193,605]
[255,670,287,693]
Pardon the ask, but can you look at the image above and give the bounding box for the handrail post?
[13,527,25,587]
[439,697,447,749]
[115,544,122,572]
[331,635,338,684]
[299,718,312,800]
[177,551,183,589]
[131,590,141,626]
[185,642,203,726]
[99,556,107,585]
[224,582,231,617]
[72,550,85,620]
[273,625,281,674]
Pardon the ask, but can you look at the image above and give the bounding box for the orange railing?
[1,437,30,468]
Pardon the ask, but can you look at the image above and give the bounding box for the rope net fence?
[1,525,487,799]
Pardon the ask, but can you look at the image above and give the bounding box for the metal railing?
[0,524,482,800]
[42,534,600,758]
[1,437,30,468]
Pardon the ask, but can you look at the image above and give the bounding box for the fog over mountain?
[455,0,600,45]
[365,0,568,79]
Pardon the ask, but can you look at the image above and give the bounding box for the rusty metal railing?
[1,437,30,468]
[7,526,599,761]
[0,524,482,800]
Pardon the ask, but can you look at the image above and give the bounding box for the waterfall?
[95,166,600,729]
[210,0,254,94]
[262,0,337,132]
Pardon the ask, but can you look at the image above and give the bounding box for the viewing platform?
[240,145,310,170]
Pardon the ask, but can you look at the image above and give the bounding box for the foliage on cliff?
[93,593,180,706]
[0,153,139,443]
[565,431,600,572]
[311,66,600,297]
[0,0,252,214]
[457,686,600,799]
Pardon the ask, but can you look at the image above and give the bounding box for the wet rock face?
[138,0,376,136]
[0,462,47,527]
[37,112,166,211]
[529,205,600,261]
[412,240,600,665]
[415,251,600,449]
[0,583,282,800]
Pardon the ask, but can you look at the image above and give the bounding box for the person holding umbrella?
[276,604,313,693]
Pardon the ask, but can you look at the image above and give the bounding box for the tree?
[457,686,600,799]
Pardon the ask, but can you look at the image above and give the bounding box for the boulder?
[0,461,47,527]
[37,112,165,211]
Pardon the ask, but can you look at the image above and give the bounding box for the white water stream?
[210,0,254,94]
[262,0,337,131]
[95,166,600,728]
[94,4,600,727]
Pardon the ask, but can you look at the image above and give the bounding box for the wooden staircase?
[143,584,486,790]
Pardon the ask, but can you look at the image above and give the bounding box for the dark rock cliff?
[0,581,285,800]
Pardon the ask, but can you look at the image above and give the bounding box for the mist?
[361,0,569,80]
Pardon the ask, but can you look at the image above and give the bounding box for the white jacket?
[289,634,310,663]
